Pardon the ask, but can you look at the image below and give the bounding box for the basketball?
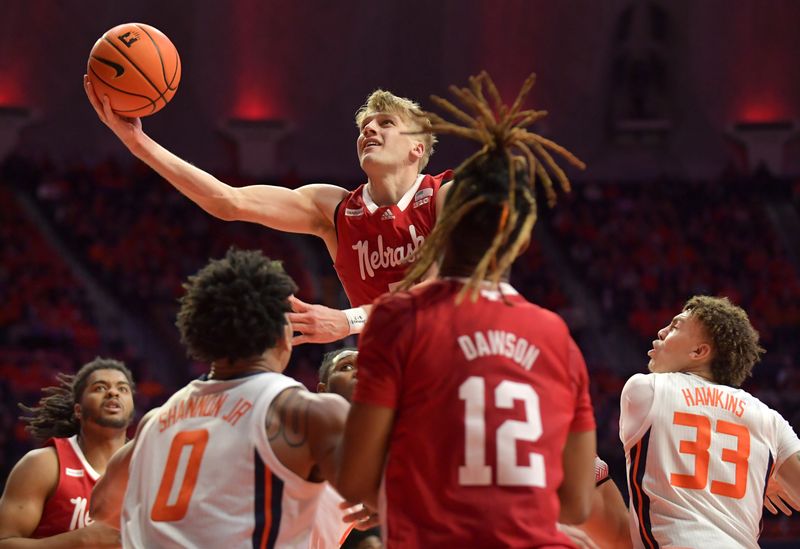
[87,23,180,118]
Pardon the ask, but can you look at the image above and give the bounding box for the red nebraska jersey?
[354,279,595,548]
[31,436,99,538]
[333,171,452,306]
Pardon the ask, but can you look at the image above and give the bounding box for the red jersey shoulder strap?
[334,184,366,244]
[50,436,100,481]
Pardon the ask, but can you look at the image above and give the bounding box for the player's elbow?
[559,471,595,524]
[336,480,376,509]
[334,478,359,503]
[209,192,243,221]
[335,457,381,508]
[558,487,593,525]
[558,429,596,524]
[191,183,245,222]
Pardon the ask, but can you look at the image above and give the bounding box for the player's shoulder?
[297,182,351,199]
[321,182,363,217]
[372,282,425,313]
[425,170,454,186]
[622,372,656,395]
[274,384,346,409]
[527,299,569,325]
[333,181,365,202]
[369,279,450,320]
[6,446,59,489]
[730,385,780,416]
[508,296,572,336]
[19,445,59,468]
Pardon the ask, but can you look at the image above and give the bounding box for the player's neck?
[209,352,286,380]
[439,261,512,283]
[365,166,419,206]
[77,428,128,474]
[681,365,715,383]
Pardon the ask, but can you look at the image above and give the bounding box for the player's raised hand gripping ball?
[87,23,180,117]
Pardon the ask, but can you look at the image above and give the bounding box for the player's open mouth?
[363,140,381,152]
[104,401,122,412]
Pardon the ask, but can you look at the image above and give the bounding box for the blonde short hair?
[355,89,437,172]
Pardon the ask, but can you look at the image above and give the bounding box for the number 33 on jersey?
[620,372,800,549]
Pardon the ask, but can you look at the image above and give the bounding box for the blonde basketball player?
[85,76,452,345]
[620,295,800,548]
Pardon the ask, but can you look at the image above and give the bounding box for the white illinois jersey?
[620,372,800,549]
[310,485,353,549]
[122,372,328,548]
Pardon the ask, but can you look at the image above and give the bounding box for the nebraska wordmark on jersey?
[333,171,451,306]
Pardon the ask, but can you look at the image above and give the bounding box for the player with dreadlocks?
[337,72,597,548]
[0,358,135,547]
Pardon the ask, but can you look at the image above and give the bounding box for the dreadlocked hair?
[401,71,585,302]
[177,248,298,362]
[18,357,134,441]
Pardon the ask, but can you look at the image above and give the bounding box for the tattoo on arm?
[266,389,310,448]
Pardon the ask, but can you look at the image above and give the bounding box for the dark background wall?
[2,0,799,182]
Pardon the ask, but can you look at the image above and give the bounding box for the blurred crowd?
[1,156,799,538]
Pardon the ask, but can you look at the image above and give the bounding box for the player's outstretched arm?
[0,449,120,548]
[336,403,395,509]
[558,430,596,525]
[83,76,346,241]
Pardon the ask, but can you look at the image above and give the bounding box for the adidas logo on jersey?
[65,467,85,477]
[380,210,395,220]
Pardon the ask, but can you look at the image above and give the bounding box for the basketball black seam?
[103,36,169,108]
[135,24,180,91]
[88,66,156,115]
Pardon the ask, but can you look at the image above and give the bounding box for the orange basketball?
[87,23,181,117]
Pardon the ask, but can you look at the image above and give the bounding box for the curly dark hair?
[18,357,135,441]
[318,346,358,385]
[177,248,298,362]
[401,71,584,301]
[683,295,765,387]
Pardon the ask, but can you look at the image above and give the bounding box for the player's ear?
[691,343,712,362]
[280,316,293,352]
[74,403,82,420]
[410,140,424,161]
